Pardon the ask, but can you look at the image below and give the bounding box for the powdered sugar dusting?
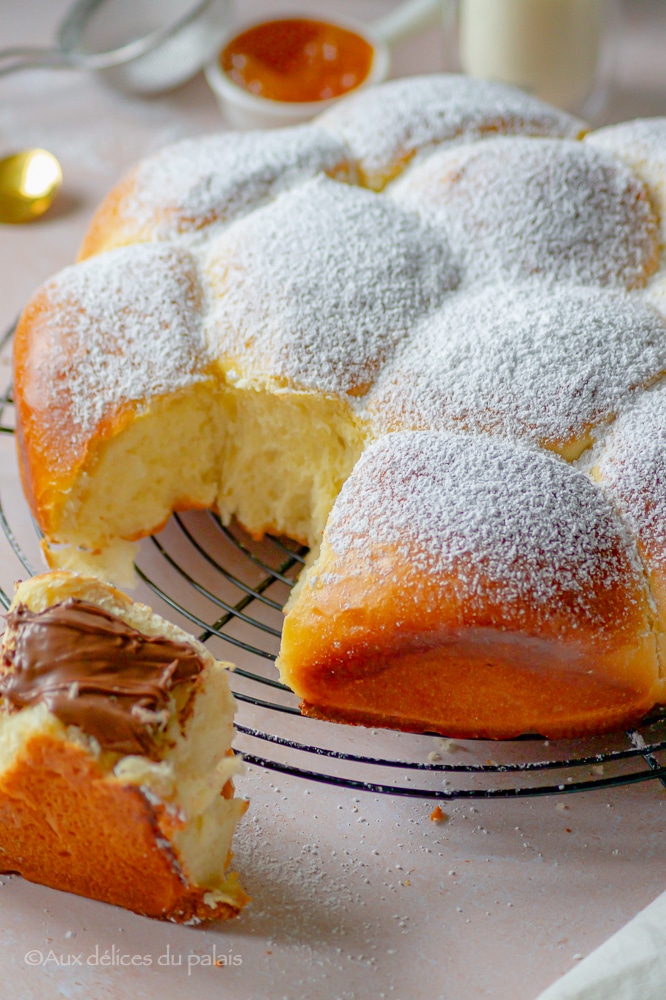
[594,384,666,567]
[586,119,666,227]
[204,175,458,396]
[124,125,350,242]
[326,431,639,623]
[35,244,209,446]
[389,137,659,289]
[318,74,584,188]
[362,283,666,449]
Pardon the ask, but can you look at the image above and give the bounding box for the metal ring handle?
[0,45,80,77]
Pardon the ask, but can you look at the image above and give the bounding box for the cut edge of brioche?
[36,382,366,583]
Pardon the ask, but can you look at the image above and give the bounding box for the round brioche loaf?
[12,75,666,738]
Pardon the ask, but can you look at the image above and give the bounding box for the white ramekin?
[204,18,391,130]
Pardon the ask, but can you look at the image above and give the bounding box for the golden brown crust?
[13,288,137,538]
[298,661,658,741]
[0,734,247,922]
[77,167,144,261]
[279,535,661,740]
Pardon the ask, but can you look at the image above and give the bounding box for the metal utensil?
[0,0,231,94]
[0,149,63,224]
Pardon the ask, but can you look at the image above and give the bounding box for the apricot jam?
[220,18,374,103]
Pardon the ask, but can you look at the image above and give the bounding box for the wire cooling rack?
[2,320,666,800]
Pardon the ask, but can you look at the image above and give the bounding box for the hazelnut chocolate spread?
[0,599,205,758]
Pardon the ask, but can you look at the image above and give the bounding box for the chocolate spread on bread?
[0,599,204,757]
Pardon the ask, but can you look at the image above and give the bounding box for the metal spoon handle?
[0,46,78,77]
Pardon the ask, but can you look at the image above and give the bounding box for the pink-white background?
[1,2,665,998]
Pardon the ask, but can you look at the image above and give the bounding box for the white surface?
[536,890,666,1000]
[1,2,666,999]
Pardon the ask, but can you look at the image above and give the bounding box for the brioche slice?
[0,572,248,923]
[278,432,662,740]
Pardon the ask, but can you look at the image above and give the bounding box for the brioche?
[12,75,666,738]
[0,572,247,922]
[279,432,661,739]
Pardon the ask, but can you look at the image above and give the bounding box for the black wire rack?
[3,319,666,800]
